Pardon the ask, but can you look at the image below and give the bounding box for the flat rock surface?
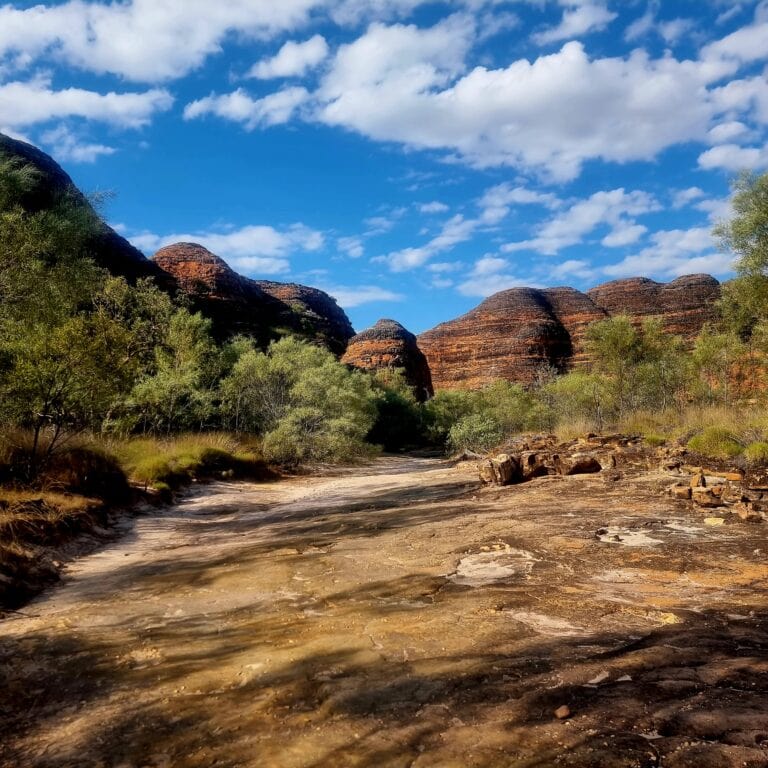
[2,457,768,767]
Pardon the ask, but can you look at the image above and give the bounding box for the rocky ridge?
[341,319,434,400]
[418,275,721,390]
[152,243,354,353]
[0,132,354,354]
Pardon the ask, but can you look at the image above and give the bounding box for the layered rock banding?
[341,319,434,400]
[153,243,354,353]
[419,275,721,390]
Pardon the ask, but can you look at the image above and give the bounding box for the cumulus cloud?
[419,201,450,214]
[130,223,324,276]
[458,255,530,297]
[698,142,768,172]
[533,0,617,45]
[184,87,309,129]
[672,187,705,209]
[602,227,733,279]
[0,0,325,82]
[322,284,404,307]
[0,77,172,130]
[40,125,116,163]
[503,188,659,255]
[337,236,365,258]
[248,35,329,79]
[479,183,560,224]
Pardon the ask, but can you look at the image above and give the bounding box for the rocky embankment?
[478,433,768,524]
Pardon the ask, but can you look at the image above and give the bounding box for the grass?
[687,426,743,460]
[108,432,270,491]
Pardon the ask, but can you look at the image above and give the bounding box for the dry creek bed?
[1,456,768,767]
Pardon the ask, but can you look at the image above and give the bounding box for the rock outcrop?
[419,276,721,390]
[0,132,171,287]
[341,319,434,400]
[587,274,721,338]
[417,288,573,390]
[153,243,354,353]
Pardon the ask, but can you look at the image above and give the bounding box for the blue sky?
[1,1,767,333]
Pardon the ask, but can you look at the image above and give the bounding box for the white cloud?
[0,0,325,82]
[419,201,449,214]
[130,223,324,276]
[503,188,659,255]
[624,6,655,42]
[184,86,309,129]
[248,35,329,79]
[658,18,695,44]
[550,258,596,281]
[311,32,737,180]
[600,222,647,248]
[0,77,172,130]
[701,7,768,69]
[381,213,478,271]
[337,236,364,258]
[458,255,530,297]
[40,125,116,163]
[603,227,733,278]
[479,182,560,224]
[698,142,768,172]
[707,121,750,144]
[533,1,617,45]
[672,186,705,209]
[323,284,404,307]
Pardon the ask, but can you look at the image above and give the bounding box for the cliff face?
[341,319,434,401]
[419,275,721,390]
[0,132,171,287]
[153,243,354,354]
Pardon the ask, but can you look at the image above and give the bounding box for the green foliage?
[447,413,504,453]
[690,326,744,406]
[367,369,427,452]
[124,310,219,434]
[745,441,768,465]
[112,433,264,490]
[220,337,378,465]
[425,380,550,453]
[543,371,610,433]
[687,427,743,459]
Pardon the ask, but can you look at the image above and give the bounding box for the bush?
[745,441,768,465]
[447,414,504,454]
[111,433,266,490]
[687,427,743,459]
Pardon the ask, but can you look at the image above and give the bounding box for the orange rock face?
[341,319,434,401]
[153,243,354,354]
[418,276,721,390]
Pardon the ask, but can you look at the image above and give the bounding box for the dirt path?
[2,456,768,768]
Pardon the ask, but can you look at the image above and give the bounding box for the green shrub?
[687,427,743,459]
[744,441,768,465]
[448,414,504,454]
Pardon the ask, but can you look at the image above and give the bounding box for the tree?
[584,316,644,416]
[220,337,378,464]
[126,310,219,434]
[715,172,768,338]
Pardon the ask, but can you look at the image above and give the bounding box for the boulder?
[478,454,522,486]
[692,488,724,508]
[554,453,603,476]
[669,484,692,500]
[519,451,551,480]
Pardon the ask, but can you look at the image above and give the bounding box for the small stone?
[690,473,706,488]
[692,487,723,507]
[554,705,571,720]
[669,484,692,500]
